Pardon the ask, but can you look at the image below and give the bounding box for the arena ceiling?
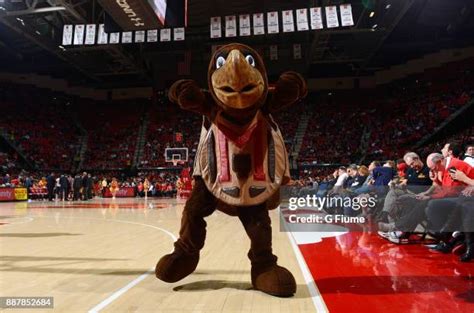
[0,0,473,89]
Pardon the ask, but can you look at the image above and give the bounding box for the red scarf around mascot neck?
[215,112,266,182]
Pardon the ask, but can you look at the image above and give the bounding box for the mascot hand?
[169,80,206,113]
[276,71,308,100]
[268,71,307,112]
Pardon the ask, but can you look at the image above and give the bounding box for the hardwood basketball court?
[0,198,319,313]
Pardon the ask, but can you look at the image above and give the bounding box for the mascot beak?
[226,50,248,86]
[212,49,265,110]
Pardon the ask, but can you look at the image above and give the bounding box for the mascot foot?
[155,251,199,283]
[251,264,296,297]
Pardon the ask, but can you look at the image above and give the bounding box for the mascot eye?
[245,55,255,67]
[216,56,226,69]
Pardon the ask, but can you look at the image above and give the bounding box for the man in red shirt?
[379,152,474,241]
[425,152,474,199]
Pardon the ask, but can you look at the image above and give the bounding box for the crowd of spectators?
[292,139,474,262]
[0,84,81,170]
[0,151,20,173]
[300,59,473,166]
[1,59,471,175]
[79,101,143,169]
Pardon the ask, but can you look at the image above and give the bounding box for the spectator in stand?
[397,159,407,179]
[441,142,463,170]
[344,165,358,189]
[358,166,370,186]
[328,167,349,196]
[443,170,474,262]
[378,152,432,223]
[424,150,474,245]
[316,174,336,197]
[368,160,397,197]
[25,175,33,190]
[346,164,367,191]
[2,174,10,185]
[380,152,474,241]
[463,143,474,167]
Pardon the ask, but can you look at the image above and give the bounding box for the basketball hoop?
[165,147,189,167]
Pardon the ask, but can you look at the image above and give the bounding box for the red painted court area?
[299,231,474,313]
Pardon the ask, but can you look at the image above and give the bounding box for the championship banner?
[239,14,251,36]
[73,24,85,45]
[0,188,28,202]
[296,9,309,31]
[210,16,222,38]
[340,4,354,27]
[310,7,323,30]
[325,6,340,28]
[85,24,96,45]
[122,31,133,43]
[97,24,108,44]
[160,28,171,41]
[267,11,279,34]
[103,187,136,198]
[253,13,265,35]
[97,0,163,30]
[225,15,237,37]
[282,10,295,33]
[109,32,120,44]
[135,30,145,42]
[147,29,158,42]
[62,24,73,45]
[173,27,185,41]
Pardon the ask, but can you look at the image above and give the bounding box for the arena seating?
[0,151,20,174]
[299,58,474,165]
[0,84,81,170]
[78,101,143,169]
[1,58,472,175]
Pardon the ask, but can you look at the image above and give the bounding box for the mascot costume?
[155,43,307,297]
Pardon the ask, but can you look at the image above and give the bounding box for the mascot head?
[208,43,268,116]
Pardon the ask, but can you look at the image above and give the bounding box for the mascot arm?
[168,79,213,117]
[267,71,307,113]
